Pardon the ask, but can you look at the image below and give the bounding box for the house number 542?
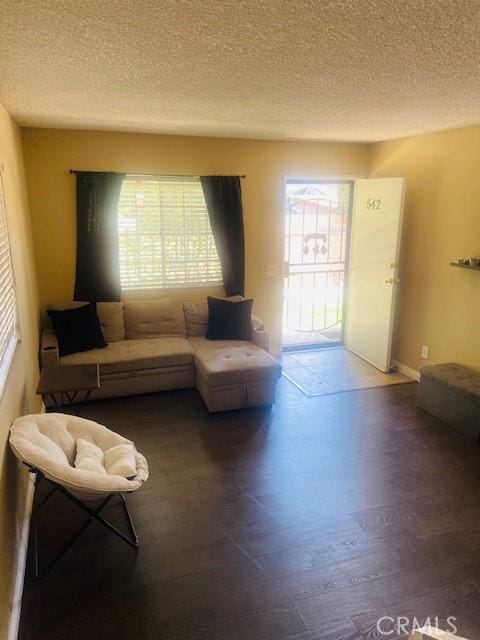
[366,198,381,210]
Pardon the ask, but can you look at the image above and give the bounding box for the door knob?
[384,277,394,285]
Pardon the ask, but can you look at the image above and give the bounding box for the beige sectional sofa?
[40,298,281,412]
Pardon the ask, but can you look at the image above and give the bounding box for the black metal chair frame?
[27,464,139,579]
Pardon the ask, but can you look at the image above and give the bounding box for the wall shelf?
[450,262,480,271]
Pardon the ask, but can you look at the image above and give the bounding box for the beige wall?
[22,128,369,354]
[369,125,480,372]
[0,104,40,639]
[20,123,480,369]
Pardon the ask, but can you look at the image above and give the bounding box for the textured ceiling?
[1,0,480,142]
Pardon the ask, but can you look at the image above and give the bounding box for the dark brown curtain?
[73,171,125,301]
[200,176,245,296]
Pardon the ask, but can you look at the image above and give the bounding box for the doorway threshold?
[282,341,342,353]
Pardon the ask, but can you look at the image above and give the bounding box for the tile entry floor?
[282,347,411,396]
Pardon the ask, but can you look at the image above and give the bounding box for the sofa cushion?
[60,337,194,374]
[189,337,281,386]
[124,300,187,339]
[183,301,210,337]
[184,296,244,337]
[97,302,125,342]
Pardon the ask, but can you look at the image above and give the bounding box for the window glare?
[117,176,222,290]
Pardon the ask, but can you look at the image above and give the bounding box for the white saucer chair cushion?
[10,413,149,500]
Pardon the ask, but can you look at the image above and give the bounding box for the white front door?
[344,177,405,372]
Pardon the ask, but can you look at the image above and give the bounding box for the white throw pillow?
[74,439,106,474]
[104,443,136,478]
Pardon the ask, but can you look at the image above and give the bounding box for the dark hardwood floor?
[18,376,480,640]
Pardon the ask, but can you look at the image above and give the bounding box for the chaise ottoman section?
[189,338,282,412]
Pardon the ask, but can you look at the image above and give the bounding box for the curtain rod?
[69,170,246,178]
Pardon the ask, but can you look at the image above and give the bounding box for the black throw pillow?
[206,297,253,341]
[47,302,107,357]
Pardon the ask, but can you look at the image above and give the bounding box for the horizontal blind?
[0,175,16,383]
[118,176,222,290]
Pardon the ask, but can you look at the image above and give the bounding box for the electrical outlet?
[421,345,429,359]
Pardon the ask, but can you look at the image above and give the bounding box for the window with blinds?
[117,176,222,290]
[0,173,17,396]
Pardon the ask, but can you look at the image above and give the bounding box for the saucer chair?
[10,413,149,578]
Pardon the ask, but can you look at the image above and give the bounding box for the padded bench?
[418,363,480,440]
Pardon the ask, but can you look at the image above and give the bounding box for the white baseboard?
[7,401,44,640]
[7,472,35,640]
[392,359,420,382]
